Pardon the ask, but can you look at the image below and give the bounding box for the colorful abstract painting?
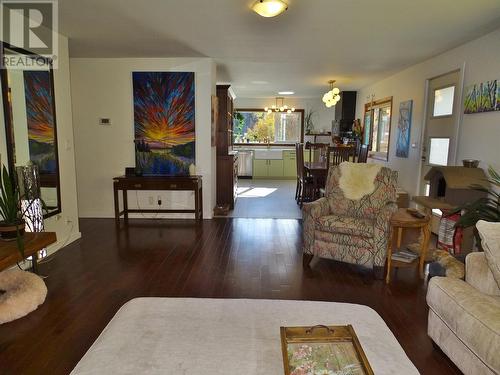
[23,70,56,174]
[133,72,195,175]
[396,100,413,158]
[464,79,500,114]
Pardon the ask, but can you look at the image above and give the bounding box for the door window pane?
[429,137,450,166]
[433,86,455,117]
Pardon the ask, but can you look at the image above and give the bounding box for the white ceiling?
[59,0,500,98]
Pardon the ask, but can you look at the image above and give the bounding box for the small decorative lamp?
[16,164,46,261]
[16,164,45,234]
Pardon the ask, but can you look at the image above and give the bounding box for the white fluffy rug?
[339,162,382,200]
[0,269,47,324]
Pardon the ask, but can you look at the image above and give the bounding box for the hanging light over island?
[322,80,341,108]
[265,97,295,113]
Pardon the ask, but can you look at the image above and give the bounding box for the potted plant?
[305,110,315,134]
[453,166,500,250]
[352,119,364,140]
[454,166,500,227]
[0,165,25,242]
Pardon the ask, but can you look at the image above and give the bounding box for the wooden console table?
[113,175,203,225]
[0,232,57,273]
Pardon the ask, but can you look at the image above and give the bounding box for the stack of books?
[391,249,419,263]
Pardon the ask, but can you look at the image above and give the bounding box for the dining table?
[304,161,329,198]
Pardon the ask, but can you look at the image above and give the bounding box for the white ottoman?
[71,298,419,374]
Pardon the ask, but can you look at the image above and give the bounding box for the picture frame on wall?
[132,71,195,176]
[463,79,500,114]
[395,99,413,158]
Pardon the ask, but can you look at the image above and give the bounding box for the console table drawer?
[114,178,201,191]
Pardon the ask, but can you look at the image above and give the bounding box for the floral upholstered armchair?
[303,164,398,275]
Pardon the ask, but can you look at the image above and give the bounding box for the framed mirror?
[364,96,393,161]
[1,43,61,218]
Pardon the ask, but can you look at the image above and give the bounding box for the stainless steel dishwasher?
[237,150,253,178]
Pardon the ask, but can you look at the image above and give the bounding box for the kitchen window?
[233,109,304,145]
[363,97,393,161]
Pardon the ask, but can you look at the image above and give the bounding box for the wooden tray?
[280,325,374,375]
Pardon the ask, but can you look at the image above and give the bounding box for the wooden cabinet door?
[253,159,268,177]
[283,151,296,178]
[268,160,284,177]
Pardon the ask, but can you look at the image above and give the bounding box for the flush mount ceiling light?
[278,91,294,95]
[265,97,295,113]
[322,80,341,108]
[252,0,288,18]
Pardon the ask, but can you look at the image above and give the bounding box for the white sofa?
[427,221,500,375]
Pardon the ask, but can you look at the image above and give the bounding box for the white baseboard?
[12,231,82,271]
[79,212,213,220]
[45,231,82,257]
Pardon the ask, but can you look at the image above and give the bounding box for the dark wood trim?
[0,42,62,219]
[47,61,62,219]
[234,108,305,144]
[0,57,14,175]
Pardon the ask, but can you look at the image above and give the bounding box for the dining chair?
[305,142,329,163]
[357,144,369,163]
[295,143,314,207]
[328,146,352,166]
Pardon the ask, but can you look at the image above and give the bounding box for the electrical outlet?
[148,196,154,205]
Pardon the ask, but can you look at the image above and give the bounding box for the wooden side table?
[386,208,431,284]
[0,232,57,274]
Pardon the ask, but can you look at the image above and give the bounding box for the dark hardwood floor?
[0,218,461,375]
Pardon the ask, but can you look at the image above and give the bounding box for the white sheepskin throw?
[0,269,47,324]
[339,162,383,200]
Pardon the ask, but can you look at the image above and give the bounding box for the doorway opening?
[418,69,462,229]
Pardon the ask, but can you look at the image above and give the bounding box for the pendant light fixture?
[322,80,341,108]
[265,97,295,114]
[252,0,288,18]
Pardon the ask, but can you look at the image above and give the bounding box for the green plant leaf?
[454,166,500,228]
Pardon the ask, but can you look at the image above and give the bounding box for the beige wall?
[356,28,500,195]
[0,34,81,254]
[70,58,217,219]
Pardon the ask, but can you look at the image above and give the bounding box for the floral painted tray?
[280,325,374,375]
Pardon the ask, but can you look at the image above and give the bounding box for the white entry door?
[420,70,461,195]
